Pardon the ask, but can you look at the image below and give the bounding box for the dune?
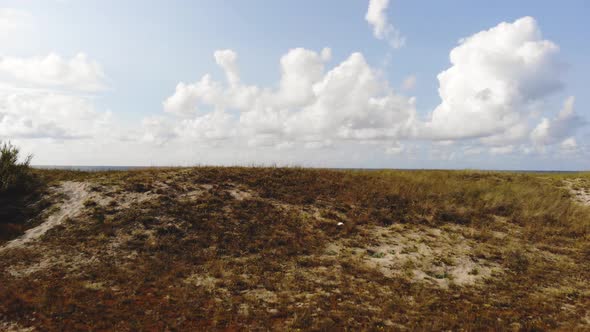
[1,167,589,330]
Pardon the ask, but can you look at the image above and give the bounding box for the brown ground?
[0,167,589,331]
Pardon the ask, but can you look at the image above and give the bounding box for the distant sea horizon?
[32,165,585,173]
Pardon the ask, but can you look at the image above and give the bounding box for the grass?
[0,142,44,243]
[0,166,589,330]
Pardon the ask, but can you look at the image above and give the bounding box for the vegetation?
[0,166,589,330]
[0,141,34,193]
[0,142,45,243]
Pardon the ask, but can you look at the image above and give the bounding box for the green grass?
[0,142,44,243]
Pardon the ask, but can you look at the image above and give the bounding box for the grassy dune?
[1,167,589,330]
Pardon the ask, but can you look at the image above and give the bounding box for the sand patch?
[228,188,254,201]
[243,288,279,304]
[5,250,98,278]
[0,321,35,332]
[564,179,590,206]
[1,182,91,252]
[326,224,503,288]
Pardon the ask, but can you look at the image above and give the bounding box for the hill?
[1,167,589,330]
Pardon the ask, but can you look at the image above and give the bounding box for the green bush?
[0,141,34,194]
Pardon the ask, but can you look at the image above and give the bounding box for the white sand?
[0,182,90,252]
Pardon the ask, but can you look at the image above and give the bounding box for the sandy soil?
[564,179,590,206]
[324,224,503,289]
[0,182,90,252]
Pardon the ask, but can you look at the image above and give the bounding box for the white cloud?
[365,0,405,48]
[176,110,237,142]
[140,116,177,145]
[0,10,113,143]
[284,52,417,141]
[560,137,577,151]
[158,48,418,148]
[366,0,389,39]
[163,47,333,117]
[6,12,573,168]
[0,53,106,92]
[531,96,583,148]
[479,122,529,147]
[214,49,240,88]
[156,16,585,163]
[0,91,112,140]
[424,17,564,140]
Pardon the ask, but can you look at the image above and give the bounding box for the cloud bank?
[151,16,583,158]
[0,3,585,167]
[157,47,418,149]
[0,53,106,92]
[0,8,113,143]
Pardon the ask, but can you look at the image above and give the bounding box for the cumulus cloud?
[0,53,111,142]
[560,137,577,151]
[0,91,112,140]
[425,17,564,140]
[365,0,405,48]
[214,50,240,88]
[0,7,582,168]
[0,10,113,143]
[0,53,106,92]
[531,96,583,148]
[159,48,418,148]
[147,16,585,167]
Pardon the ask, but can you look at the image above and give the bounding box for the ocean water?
[32,165,153,172]
[32,165,583,173]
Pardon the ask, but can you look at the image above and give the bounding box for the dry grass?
[0,142,45,244]
[0,167,589,330]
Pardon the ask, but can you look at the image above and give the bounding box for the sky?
[0,0,588,170]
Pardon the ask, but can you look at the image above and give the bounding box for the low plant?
[0,141,34,193]
[0,141,43,243]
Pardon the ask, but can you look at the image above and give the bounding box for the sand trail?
[0,182,90,252]
[564,179,590,206]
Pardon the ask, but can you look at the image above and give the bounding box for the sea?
[31,165,583,173]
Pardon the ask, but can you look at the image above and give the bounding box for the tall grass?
[0,141,34,194]
[0,141,41,243]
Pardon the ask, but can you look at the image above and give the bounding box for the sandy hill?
[1,167,589,331]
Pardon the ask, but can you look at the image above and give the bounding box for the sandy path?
[0,181,90,252]
[564,180,590,206]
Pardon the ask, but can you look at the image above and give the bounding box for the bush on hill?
[0,141,43,243]
[0,141,34,194]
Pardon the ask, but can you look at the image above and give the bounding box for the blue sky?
[0,0,588,169]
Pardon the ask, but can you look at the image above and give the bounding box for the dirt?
[564,179,590,206]
[324,224,503,289]
[1,169,588,330]
[0,321,35,332]
[0,182,91,252]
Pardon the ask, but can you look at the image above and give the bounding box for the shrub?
[0,141,34,194]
